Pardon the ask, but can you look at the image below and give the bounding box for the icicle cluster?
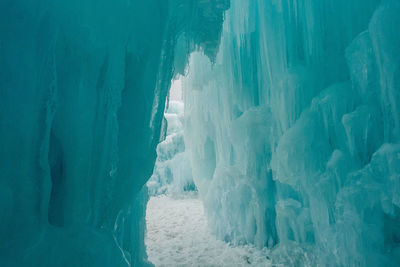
[183,0,400,266]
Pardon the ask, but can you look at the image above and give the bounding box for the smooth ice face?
[183,0,400,266]
[0,0,229,266]
[147,100,195,196]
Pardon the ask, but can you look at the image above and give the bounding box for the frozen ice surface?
[145,194,272,267]
[0,0,229,266]
[1,0,400,266]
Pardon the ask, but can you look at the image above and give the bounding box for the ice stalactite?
[183,0,400,266]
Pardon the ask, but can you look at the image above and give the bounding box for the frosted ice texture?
[147,101,195,196]
[0,0,228,266]
[182,0,400,266]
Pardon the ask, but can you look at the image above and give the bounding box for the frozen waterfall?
[1,0,399,266]
[182,1,400,266]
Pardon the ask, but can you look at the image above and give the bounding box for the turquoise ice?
[183,1,400,266]
[0,0,399,266]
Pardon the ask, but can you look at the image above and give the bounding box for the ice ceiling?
[0,0,399,266]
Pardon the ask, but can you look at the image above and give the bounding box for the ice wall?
[183,0,400,266]
[147,100,195,196]
[0,0,228,266]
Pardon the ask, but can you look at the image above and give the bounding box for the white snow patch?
[145,194,272,267]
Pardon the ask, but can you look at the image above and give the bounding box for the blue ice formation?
[0,0,228,266]
[1,0,400,266]
[182,0,400,266]
[147,100,195,196]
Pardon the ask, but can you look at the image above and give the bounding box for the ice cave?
[1,0,400,266]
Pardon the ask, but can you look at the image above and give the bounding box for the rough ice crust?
[183,0,400,266]
[146,194,272,267]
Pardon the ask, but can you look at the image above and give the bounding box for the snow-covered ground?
[145,194,272,267]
